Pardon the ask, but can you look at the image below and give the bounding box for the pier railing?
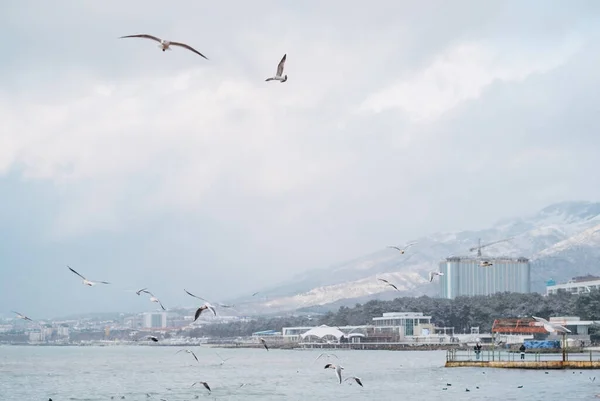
[446,349,600,363]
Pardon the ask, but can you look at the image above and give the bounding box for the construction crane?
[469,237,513,258]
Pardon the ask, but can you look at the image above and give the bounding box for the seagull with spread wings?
[388,242,416,254]
[12,311,33,321]
[428,271,444,282]
[265,54,288,83]
[119,34,208,59]
[377,278,399,291]
[184,289,217,321]
[67,266,110,286]
[176,349,199,363]
[191,381,211,393]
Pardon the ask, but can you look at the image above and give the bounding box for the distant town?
[3,269,600,350]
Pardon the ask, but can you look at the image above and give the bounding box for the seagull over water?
[429,271,444,282]
[191,381,211,393]
[216,352,233,365]
[184,289,217,321]
[314,353,339,363]
[12,311,33,321]
[176,349,199,363]
[344,377,364,387]
[119,34,208,59]
[265,54,288,83]
[480,261,493,267]
[67,266,110,286]
[147,336,159,342]
[324,364,344,383]
[260,337,269,351]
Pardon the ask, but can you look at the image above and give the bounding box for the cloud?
[2,1,600,316]
[359,35,584,122]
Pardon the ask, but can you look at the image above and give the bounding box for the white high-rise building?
[142,312,167,328]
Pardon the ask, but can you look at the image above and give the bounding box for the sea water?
[0,345,598,400]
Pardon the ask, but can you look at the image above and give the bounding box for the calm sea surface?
[1,345,599,400]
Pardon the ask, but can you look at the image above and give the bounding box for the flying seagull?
[216,352,233,365]
[344,376,364,387]
[144,290,166,311]
[119,34,208,59]
[147,336,159,342]
[324,364,344,384]
[260,337,269,351]
[12,311,33,321]
[176,349,199,363]
[428,271,444,282]
[265,54,288,83]
[532,316,571,333]
[191,381,211,393]
[388,243,416,254]
[184,289,217,321]
[377,278,399,291]
[480,261,493,267]
[252,292,260,296]
[314,353,339,363]
[136,288,149,296]
[67,266,110,286]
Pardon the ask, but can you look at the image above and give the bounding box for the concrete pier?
[445,349,600,370]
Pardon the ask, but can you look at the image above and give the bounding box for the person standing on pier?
[519,343,526,360]
[474,342,482,360]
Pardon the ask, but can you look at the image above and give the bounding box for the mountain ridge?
[229,201,600,315]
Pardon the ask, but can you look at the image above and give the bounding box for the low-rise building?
[546,275,600,295]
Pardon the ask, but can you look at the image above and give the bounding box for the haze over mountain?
[2,2,600,318]
[232,201,600,315]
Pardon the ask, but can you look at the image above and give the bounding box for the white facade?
[372,312,434,337]
[546,278,600,295]
[142,312,167,328]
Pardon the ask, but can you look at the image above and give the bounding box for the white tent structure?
[300,325,345,341]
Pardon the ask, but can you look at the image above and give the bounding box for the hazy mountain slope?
[230,201,600,315]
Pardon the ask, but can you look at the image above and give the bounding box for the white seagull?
[191,381,211,393]
[216,352,234,365]
[324,363,344,384]
[265,54,288,83]
[176,349,199,363]
[428,271,444,282]
[136,288,149,296]
[67,266,110,286]
[184,289,217,321]
[147,336,159,342]
[344,376,364,387]
[377,278,399,291]
[388,243,416,254]
[11,311,33,321]
[314,353,339,363]
[480,261,493,267]
[532,316,571,333]
[144,290,166,311]
[119,34,208,59]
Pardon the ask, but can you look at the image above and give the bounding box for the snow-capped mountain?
[231,201,600,315]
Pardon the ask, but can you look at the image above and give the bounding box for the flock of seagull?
[118,34,289,83]
[9,32,506,399]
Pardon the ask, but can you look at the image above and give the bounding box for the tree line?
[188,290,600,338]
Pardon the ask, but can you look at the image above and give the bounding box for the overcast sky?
[2,1,600,317]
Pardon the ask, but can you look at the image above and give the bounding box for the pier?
[445,349,600,369]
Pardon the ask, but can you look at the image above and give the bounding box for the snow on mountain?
[231,201,600,315]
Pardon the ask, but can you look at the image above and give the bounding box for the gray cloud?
[2,1,600,316]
